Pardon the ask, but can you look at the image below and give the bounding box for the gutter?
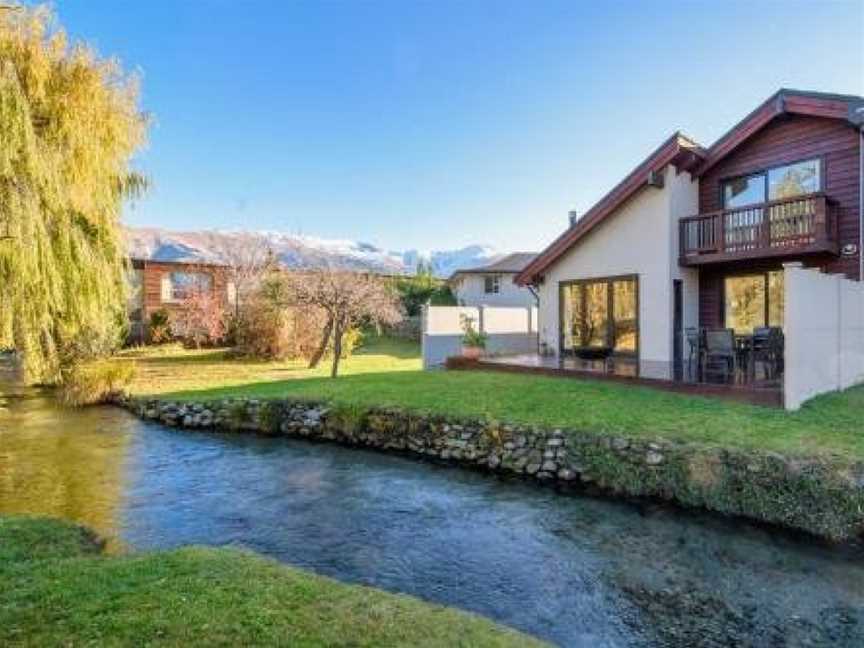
[860,127,863,281]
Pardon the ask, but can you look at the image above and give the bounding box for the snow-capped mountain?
[125,227,503,278]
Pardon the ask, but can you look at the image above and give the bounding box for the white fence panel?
[422,305,538,369]
[784,262,864,410]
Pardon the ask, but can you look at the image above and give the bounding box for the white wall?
[536,165,699,379]
[784,263,864,410]
[422,305,538,369]
[452,273,537,308]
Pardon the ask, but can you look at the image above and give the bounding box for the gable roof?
[449,252,538,281]
[693,89,864,177]
[515,132,705,285]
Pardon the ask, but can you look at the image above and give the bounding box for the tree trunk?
[330,317,345,378]
[308,315,334,369]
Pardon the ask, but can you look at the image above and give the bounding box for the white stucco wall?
[536,165,699,379]
[784,263,864,410]
[452,273,537,308]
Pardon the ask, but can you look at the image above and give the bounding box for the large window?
[722,158,821,208]
[162,271,212,302]
[724,271,784,333]
[560,276,638,353]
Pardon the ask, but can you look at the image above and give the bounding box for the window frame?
[719,156,824,210]
[483,274,501,295]
[558,274,639,358]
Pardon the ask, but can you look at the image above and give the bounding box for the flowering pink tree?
[173,291,227,348]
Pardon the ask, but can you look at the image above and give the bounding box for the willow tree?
[0,4,148,383]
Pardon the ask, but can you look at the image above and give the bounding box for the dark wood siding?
[698,115,861,327]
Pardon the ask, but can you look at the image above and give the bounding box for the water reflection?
[0,380,134,551]
[1,374,863,647]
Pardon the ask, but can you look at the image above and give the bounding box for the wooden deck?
[446,354,784,408]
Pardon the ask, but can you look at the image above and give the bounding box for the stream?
[1,373,862,647]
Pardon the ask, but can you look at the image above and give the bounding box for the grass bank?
[124,337,864,461]
[0,516,544,647]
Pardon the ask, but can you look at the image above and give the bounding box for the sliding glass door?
[560,276,638,354]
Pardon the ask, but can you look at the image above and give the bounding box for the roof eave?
[515,133,705,285]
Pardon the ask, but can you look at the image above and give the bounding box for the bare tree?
[205,232,277,317]
[281,268,402,377]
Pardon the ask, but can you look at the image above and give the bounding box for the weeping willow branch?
[0,4,148,383]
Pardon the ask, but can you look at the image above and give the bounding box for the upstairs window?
[722,158,821,209]
[484,275,500,294]
[768,158,820,200]
[723,173,765,209]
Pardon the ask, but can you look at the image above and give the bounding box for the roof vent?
[568,210,579,227]
[647,170,664,188]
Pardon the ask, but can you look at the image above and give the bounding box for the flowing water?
[1,372,862,647]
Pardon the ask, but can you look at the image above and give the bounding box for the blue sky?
[57,1,863,252]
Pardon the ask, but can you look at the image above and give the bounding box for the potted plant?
[460,317,487,360]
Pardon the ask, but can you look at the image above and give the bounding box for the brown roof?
[449,252,538,280]
[515,132,705,285]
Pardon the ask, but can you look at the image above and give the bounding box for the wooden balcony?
[679,193,839,266]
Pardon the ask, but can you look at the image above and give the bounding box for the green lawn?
[124,337,864,460]
[0,516,544,647]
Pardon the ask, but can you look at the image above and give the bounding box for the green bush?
[395,270,456,316]
[147,309,172,344]
[57,360,136,407]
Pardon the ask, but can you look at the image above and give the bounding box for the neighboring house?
[128,258,235,342]
[449,253,538,308]
[515,89,864,383]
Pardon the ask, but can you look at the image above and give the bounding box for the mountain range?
[125,227,504,278]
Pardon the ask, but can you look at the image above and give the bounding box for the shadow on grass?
[353,337,420,360]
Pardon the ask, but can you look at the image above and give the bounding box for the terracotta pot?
[461,345,483,360]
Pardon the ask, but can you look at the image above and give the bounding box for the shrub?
[232,291,330,362]
[172,291,227,348]
[395,271,456,316]
[56,360,136,407]
[148,310,172,344]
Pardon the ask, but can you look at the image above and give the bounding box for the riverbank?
[124,395,864,542]
[123,339,864,461]
[0,516,544,647]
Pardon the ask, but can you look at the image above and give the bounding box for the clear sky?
[57,0,864,252]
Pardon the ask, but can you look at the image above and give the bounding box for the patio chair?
[750,326,785,381]
[751,327,772,380]
[703,328,736,384]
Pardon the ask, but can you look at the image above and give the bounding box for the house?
[128,258,235,342]
[449,253,538,308]
[513,89,864,404]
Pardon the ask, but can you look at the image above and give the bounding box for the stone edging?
[119,396,864,541]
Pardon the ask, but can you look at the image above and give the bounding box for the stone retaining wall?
[122,396,864,541]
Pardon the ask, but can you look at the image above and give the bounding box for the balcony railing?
[679,193,839,265]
